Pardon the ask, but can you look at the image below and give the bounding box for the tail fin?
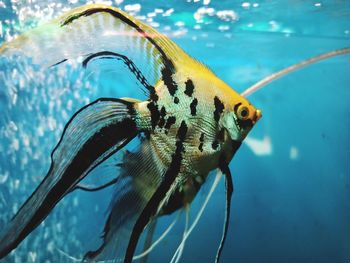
[0,98,139,259]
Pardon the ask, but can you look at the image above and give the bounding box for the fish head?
[221,97,261,142]
[181,61,262,142]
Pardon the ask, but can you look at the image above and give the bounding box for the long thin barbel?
[170,171,223,263]
[56,215,179,263]
[173,205,190,263]
[241,47,350,97]
[140,219,157,263]
[133,214,179,261]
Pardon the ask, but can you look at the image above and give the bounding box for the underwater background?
[0,0,349,262]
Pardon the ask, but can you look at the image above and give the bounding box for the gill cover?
[221,104,261,141]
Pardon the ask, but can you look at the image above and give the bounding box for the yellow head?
[220,95,261,142]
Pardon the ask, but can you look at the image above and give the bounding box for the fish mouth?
[253,109,262,123]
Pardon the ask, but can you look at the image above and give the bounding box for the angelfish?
[0,4,349,263]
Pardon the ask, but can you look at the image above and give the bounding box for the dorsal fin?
[0,4,191,90]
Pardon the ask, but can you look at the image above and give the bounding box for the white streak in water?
[244,135,272,156]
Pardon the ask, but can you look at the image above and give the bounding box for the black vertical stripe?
[190,98,198,116]
[198,133,204,152]
[184,79,195,97]
[158,106,167,128]
[125,121,188,263]
[162,66,178,97]
[147,101,160,129]
[214,96,225,122]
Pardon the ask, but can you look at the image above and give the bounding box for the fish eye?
[237,105,250,120]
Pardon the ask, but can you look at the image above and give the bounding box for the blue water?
[0,0,349,262]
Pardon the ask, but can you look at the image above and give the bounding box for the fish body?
[134,63,260,213]
[0,4,261,262]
